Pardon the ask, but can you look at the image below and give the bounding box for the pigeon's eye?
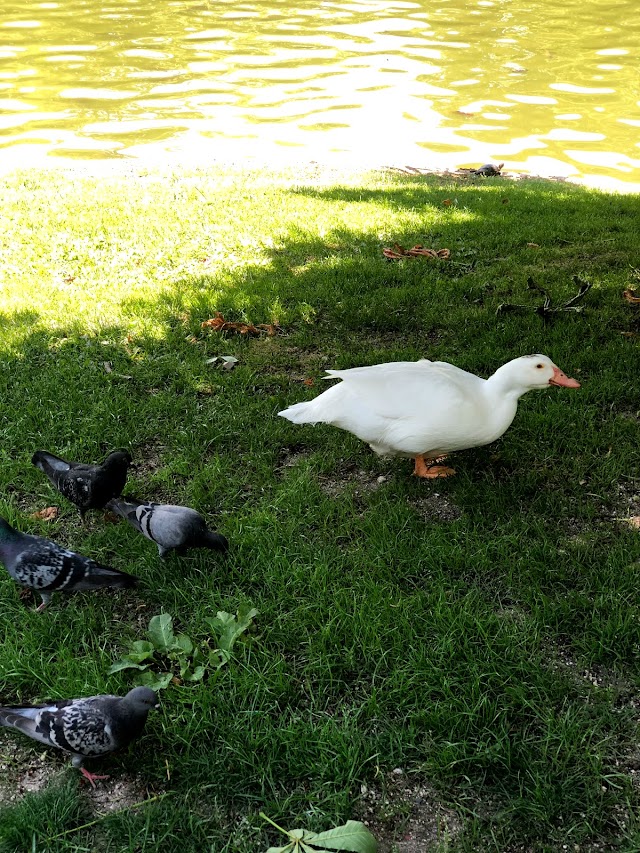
[536,363,544,369]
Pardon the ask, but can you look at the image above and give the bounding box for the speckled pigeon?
[107,497,228,558]
[31,449,132,517]
[0,686,159,786]
[0,516,137,610]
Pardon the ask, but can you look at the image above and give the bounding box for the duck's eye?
[536,363,544,369]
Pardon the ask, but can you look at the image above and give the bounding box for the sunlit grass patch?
[0,164,639,851]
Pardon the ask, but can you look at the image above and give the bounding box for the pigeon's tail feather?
[204,531,229,553]
[107,497,143,517]
[31,450,70,475]
[83,563,138,590]
[0,706,39,735]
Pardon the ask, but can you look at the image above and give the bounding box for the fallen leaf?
[303,378,315,386]
[527,242,540,248]
[623,288,640,304]
[201,312,282,336]
[382,244,450,260]
[442,198,453,207]
[206,355,239,371]
[31,506,59,521]
[63,275,76,283]
[627,516,640,529]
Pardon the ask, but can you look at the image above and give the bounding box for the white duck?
[278,354,580,478]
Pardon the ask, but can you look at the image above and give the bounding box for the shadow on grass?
[1,172,639,850]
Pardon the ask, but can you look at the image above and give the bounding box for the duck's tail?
[277,400,320,424]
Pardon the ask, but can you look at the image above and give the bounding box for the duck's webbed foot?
[413,454,456,478]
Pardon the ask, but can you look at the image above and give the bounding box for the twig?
[45,792,171,842]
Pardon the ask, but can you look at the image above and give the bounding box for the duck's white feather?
[279,354,578,460]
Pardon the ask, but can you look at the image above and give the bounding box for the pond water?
[1,0,639,187]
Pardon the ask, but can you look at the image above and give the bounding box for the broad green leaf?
[107,659,148,674]
[136,670,173,691]
[307,821,378,852]
[148,614,175,652]
[131,640,155,656]
[207,605,258,654]
[184,664,206,682]
[209,647,231,669]
[173,633,193,655]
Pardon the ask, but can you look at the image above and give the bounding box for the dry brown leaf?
[442,198,453,207]
[623,288,640,304]
[527,242,540,248]
[303,378,315,386]
[201,312,281,336]
[382,244,450,260]
[31,506,59,521]
[627,516,640,529]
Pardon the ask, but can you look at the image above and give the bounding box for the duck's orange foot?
[413,454,456,478]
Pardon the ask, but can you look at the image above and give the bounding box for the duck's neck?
[485,364,531,403]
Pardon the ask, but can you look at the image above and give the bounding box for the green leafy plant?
[108,606,258,690]
[261,814,378,853]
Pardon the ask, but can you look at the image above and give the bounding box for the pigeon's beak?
[549,366,580,388]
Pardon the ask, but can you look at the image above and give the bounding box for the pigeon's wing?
[11,537,136,592]
[39,698,119,757]
[31,451,71,478]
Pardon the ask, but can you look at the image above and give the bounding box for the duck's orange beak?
[549,366,580,388]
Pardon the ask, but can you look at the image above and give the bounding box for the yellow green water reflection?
[1,0,638,187]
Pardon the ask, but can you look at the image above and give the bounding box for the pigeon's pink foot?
[80,767,110,787]
[413,454,456,479]
[35,600,48,612]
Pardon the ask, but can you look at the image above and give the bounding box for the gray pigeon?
[31,449,132,518]
[0,516,137,610]
[0,686,159,786]
[107,497,228,558]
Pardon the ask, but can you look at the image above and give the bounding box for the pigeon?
[107,497,228,558]
[0,516,137,610]
[0,686,159,786]
[31,449,132,518]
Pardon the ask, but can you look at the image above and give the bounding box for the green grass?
[0,165,639,852]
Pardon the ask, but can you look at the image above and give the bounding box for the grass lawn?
[0,164,639,852]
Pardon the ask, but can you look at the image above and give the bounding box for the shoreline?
[3,151,640,194]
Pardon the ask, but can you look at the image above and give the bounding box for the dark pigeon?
[31,450,132,518]
[107,497,228,558]
[0,516,137,610]
[0,686,159,786]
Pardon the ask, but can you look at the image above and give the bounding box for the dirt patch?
[0,735,161,818]
[318,461,391,499]
[131,439,166,481]
[276,444,313,473]
[409,491,462,523]
[0,742,52,805]
[82,772,154,816]
[613,479,640,521]
[353,770,462,852]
